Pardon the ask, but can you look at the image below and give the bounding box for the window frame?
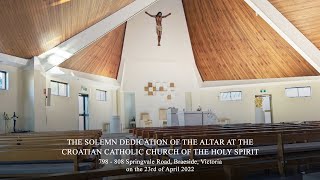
[50,80,69,97]
[96,89,107,101]
[0,71,8,90]
[219,91,242,101]
[285,86,311,98]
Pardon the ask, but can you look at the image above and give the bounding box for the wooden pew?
[3,130,101,135]
[138,125,320,159]
[279,131,320,175]
[127,122,320,179]
[0,148,80,177]
[221,130,320,179]
[0,130,103,177]
[7,123,320,179]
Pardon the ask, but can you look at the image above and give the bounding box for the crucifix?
[145,11,172,46]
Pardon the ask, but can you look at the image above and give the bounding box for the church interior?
[1,0,320,179]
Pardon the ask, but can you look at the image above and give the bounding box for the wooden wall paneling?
[59,23,126,79]
[182,0,319,81]
[269,0,320,50]
[0,0,134,58]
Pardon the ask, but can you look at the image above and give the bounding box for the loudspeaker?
[47,88,51,106]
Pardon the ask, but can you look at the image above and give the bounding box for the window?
[220,91,242,101]
[0,71,7,90]
[50,80,68,97]
[285,87,311,98]
[96,90,107,101]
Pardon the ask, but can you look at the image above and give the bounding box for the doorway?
[124,92,136,129]
[79,94,89,130]
[255,95,273,124]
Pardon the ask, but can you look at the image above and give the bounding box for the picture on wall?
[144,81,176,100]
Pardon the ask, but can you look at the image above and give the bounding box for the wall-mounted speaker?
[47,88,51,106]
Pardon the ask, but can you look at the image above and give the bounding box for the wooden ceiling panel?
[269,0,320,50]
[59,23,126,79]
[183,0,319,81]
[0,0,134,58]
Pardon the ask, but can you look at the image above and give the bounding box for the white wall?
[21,68,35,131]
[0,64,23,132]
[198,80,320,123]
[1,62,118,132]
[44,73,114,131]
[121,0,199,127]
[34,69,47,131]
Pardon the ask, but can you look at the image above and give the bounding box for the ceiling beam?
[0,53,29,68]
[38,0,159,72]
[245,0,320,73]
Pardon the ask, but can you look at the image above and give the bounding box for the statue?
[2,112,18,133]
[145,11,172,46]
[3,112,10,133]
[11,112,18,133]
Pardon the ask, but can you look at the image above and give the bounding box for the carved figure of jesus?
[145,11,171,46]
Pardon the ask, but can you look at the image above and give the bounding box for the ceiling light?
[50,0,71,7]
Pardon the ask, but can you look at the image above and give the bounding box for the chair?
[102,123,110,133]
[140,113,152,127]
[159,108,168,127]
[217,117,230,124]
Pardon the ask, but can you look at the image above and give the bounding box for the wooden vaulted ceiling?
[0,0,134,59]
[269,0,320,50]
[59,24,126,79]
[183,0,319,81]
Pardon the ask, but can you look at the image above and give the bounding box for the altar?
[167,109,216,126]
